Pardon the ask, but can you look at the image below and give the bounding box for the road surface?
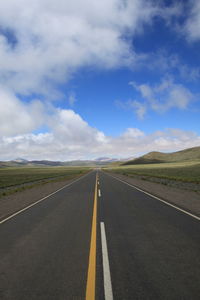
[0,170,200,299]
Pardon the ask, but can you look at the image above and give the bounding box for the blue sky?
[0,0,200,160]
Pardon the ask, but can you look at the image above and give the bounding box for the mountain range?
[0,146,200,168]
[0,157,121,168]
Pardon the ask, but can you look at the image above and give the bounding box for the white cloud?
[129,100,147,120]
[0,106,199,160]
[136,50,200,83]
[0,0,162,97]
[0,1,198,161]
[49,108,108,147]
[0,88,45,136]
[0,107,107,160]
[116,98,147,120]
[183,0,200,41]
[122,128,144,139]
[129,78,194,118]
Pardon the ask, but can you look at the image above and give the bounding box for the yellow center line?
[85,173,98,300]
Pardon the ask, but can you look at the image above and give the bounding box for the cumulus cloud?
[0,0,163,97]
[129,78,194,118]
[0,88,45,136]
[0,1,198,161]
[0,106,199,161]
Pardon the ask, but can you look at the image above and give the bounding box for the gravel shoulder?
[107,172,200,217]
[0,174,87,222]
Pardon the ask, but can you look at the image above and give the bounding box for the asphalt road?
[0,170,200,299]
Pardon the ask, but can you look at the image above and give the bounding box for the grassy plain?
[106,161,200,183]
[0,166,90,190]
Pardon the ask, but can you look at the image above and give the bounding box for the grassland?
[105,161,200,183]
[122,146,200,165]
[0,166,90,196]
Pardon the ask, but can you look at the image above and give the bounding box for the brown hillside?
[123,146,200,165]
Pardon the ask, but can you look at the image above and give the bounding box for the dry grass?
[105,161,200,183]
[0,166,90,196]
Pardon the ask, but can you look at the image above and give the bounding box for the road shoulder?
[106,172,200,217]
[0,174,88,222]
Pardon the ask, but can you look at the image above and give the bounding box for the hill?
[122,146,200,165]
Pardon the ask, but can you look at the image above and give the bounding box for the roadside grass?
[105,161,200,183]
[0,166,91,197]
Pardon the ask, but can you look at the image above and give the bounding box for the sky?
[0,0,200,161]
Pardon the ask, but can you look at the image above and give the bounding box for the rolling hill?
[122,146,200,165]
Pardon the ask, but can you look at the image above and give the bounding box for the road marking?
[100,222,113,300]
[98,189,101,197]
[0,171,94,225]
[85,174,98,300]
[105,173,200,221]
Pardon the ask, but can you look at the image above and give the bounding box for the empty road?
[0,170,200,299]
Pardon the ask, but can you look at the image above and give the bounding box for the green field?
[0,166,90,190]
[105,161,200,183]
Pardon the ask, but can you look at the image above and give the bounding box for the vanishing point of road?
[0,170,200,299]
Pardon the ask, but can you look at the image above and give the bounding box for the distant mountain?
[30,160,63,166]
[0,159,29,168]
[1,147,200,168]
[62,160,98,166]
[62,159,119,166]
[95,157,118,162]
[122,146,200,165]
[13,158,28,163]
[0,157,121,167]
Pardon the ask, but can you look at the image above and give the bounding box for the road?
[0,170,200,299]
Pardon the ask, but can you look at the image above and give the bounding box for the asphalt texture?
[0,171,96,300]
[0,170,200,300]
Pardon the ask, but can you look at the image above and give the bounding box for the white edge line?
[0,170,94,225]
[100,222,113,300]
[104,172,200,221]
